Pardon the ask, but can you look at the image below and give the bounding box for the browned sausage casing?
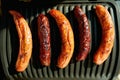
[93,5,115,65]
[49,9,74,68]
[9,10,32,72]
[37,14,51,66]
[74,6,91,61]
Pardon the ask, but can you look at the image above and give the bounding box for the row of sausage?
[9,4,115,72]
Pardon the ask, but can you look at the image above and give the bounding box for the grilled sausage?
[93,5,115,65]
[49,9,74,68]
[74,6,91,61]
[37,14,51,66]
[9,10,32,72]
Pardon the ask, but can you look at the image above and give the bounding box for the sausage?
[49,9,74,68]
[93,5,115,65]
[37,14,51,66]
[73,6,91,61]
[9,10,32,72]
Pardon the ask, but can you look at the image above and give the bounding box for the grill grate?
[0,1,120,80]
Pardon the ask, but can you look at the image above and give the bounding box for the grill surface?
[0,1,120,80]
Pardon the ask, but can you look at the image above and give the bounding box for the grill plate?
[0,1,120,80]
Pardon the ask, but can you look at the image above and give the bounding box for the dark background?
[0,60,5,79]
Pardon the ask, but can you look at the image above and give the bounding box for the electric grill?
[0,0,120,80]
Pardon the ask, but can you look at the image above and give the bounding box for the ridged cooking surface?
[0,1,119,80]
